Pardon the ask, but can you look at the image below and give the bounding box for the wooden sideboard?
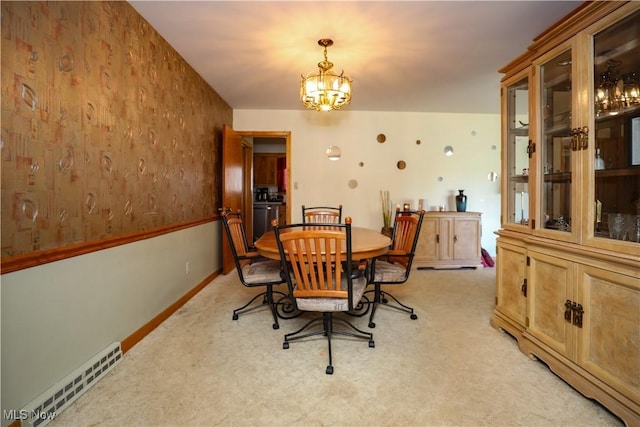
[413,211,482,269]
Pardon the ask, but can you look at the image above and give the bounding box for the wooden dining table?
[254,226,392,260]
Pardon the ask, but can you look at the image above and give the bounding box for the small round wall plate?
[377,134,386,143]
[348,179,358,189]
[397,160,406,170]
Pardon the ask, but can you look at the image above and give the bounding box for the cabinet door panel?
[528,251,575,358]
[577,265,640,405]
[253,154,278,185]
[496,241,527,327]
[453,218,481,261]
[438,218,453,260]
[415,217,438,262]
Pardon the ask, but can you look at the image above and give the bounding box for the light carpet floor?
[50,267,623,426]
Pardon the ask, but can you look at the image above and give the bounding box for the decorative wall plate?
[397,160,406,170]
[377,134,386,143]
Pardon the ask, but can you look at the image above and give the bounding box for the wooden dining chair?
[221,209,289,330]
[301,204,342,224]
[365,208,425,328]
[273,217,374,374]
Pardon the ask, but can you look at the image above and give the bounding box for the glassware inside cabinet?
[540,50,573,232]
[505,76,530,226]
[593,10,640,242]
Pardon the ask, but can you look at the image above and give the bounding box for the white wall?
[235,110,501,255]
[0,222,221,424]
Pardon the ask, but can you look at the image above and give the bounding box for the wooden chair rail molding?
[1,216,218,274]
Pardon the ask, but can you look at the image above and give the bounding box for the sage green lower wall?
[0,221,221,426]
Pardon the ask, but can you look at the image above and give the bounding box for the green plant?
[380,190,392,229]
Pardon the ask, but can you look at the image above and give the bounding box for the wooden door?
[222,125,247,275]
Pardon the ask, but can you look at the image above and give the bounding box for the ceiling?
[129,1,581,114]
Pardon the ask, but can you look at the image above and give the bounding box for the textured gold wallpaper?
[1,1,232,258]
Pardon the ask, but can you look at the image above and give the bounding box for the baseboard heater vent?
[20,342,122,427]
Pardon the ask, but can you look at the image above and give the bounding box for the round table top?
[254,226,391,260]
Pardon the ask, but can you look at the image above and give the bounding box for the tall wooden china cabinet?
[490,2,640,425]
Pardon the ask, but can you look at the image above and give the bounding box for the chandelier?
[596,59,639,116]
[300,39,352,111]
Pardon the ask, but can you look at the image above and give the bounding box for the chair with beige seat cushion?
[366,208,425,328]
[301,204,342,224]
[221,209,288,330]
[273,217,374,375]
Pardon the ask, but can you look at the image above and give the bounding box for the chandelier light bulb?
[622,72,640,106]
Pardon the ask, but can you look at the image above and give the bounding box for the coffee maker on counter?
[255,187,269,201]
[255,185,282,202]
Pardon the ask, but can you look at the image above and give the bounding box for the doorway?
[252,136,287,242]
[242,131,291,226]
[221,127,291,274]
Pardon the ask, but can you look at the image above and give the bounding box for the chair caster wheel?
[368,322,376,328]
[326,366,334,375]
[410,314,418,320]
[232,314,238,320]
[273,324,279,330]
[283,342,289,349]
[369,340,375,348]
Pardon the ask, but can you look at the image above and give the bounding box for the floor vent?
[20,342,122,427]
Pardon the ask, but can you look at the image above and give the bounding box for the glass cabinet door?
[504,74,530,228]
[591,9,640,244]
[538,48,574,236]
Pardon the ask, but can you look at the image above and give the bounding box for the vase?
[381,227,393,238]
[456,190,467,212]
[594,148,605,170]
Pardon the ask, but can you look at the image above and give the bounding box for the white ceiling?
[129,1,580,114]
